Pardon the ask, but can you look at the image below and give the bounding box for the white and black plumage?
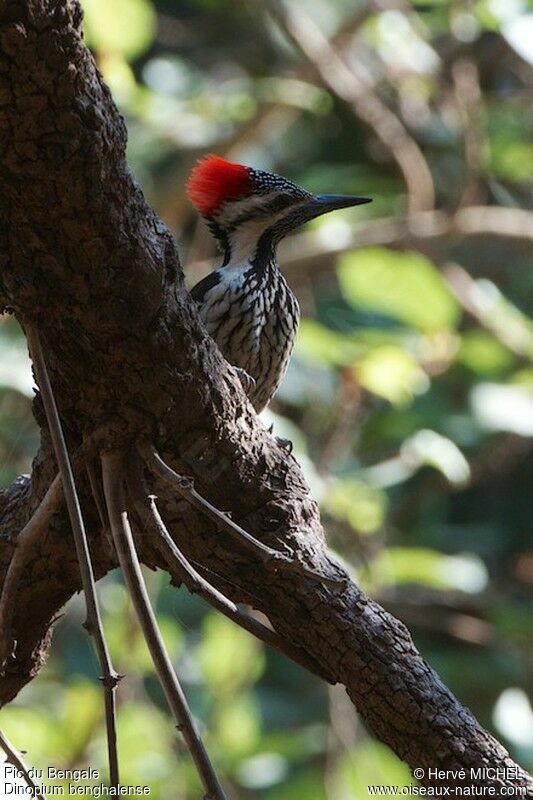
[187,155,371,412]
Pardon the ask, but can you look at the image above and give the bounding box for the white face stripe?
[214,191,308,266]
[213,191,280,228]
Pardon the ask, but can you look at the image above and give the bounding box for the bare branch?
[101,452,228,800]
[126,464,332,681]
[442,262,533,359]
[86,462,109,533]
[265,0,435,214]
[452,59,487,208]
[141,446,345,587]
[0,729,45,800]
[274,206,533,276]
[25,325,120,789]
[2,2,532,789]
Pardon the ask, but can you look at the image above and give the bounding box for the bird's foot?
[276,436,293,456]
[234,367,256,397]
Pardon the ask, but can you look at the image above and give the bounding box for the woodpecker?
[187,155,371,412]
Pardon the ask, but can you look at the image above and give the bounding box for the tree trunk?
[0,0,531,793]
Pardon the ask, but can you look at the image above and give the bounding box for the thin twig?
[186,206,533,280]
[25,324,120,788]
[0,473,63,668]
[442,262,533,359]
[126,463,332,681]
[141,446,344,587]
[0,729,45,800]
[101,452,228,800]
[452,59,487,209]
[265,0,435,214]
[86,461,109,532]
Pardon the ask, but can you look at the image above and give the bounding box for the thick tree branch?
[0,1,531,793]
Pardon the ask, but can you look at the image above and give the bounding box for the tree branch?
[0,1,531,793]
[25,324,120,788]
[0,729,45,800]
[101,452,227,800]
[125,460,331,680]
[141,445,344,586]
[264,0,435,214]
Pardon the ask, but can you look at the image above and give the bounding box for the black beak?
[301,193,372,222]
[313,194,372,211]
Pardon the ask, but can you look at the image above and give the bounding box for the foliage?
[1,0,533,796]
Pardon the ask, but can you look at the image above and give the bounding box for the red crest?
[187,154,252,217]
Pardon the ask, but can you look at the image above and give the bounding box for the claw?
[234,367,256,397]
[276,436,293,456]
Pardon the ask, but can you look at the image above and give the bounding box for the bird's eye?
[261,195,298,215]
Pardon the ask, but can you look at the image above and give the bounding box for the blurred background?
[1,0,533,796]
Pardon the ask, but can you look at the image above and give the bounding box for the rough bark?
[0,1,531,793]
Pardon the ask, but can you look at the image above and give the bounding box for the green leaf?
[82,0,156,60]
[458,331,515,375]
[338,248,460,331]
[199,614,265,692]
[370,547,488,592]
[0,707,63,763]
[263,767,327,800]
[401,429,470,485]
[334,741,413,796]
[59,680,102,759]
[111,702,176,787]
[214,693,261,758]
[324,479,388,535]
[487,106,533,181]
[355,345,429,405]
[296,319,365,366]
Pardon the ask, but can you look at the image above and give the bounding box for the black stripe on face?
[225,194,302,232]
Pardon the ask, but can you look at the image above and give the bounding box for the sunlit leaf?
[99,54,138,106]
[363,430,470,488]
[59,680,102,759]
[458,331,514,375]
[324,479,388,535]
[494,688,533,748]
[82,0,156,59]
[487,106,533,181]
[238,752,289,790]
[199,614,265,691]
[296,319,365,366]
[333,741,412,796]
[214,693,261,758]
[0,707,63,763]
[471,382,533,435]
[262,767,327,800]
[103,702,178,789]
[338,248,460,331]
[370,547,488,592]
[355,345,429,405]
[503,14,533,67]
[401,429,470,485]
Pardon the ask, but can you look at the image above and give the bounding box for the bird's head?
[187,154,371,266]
